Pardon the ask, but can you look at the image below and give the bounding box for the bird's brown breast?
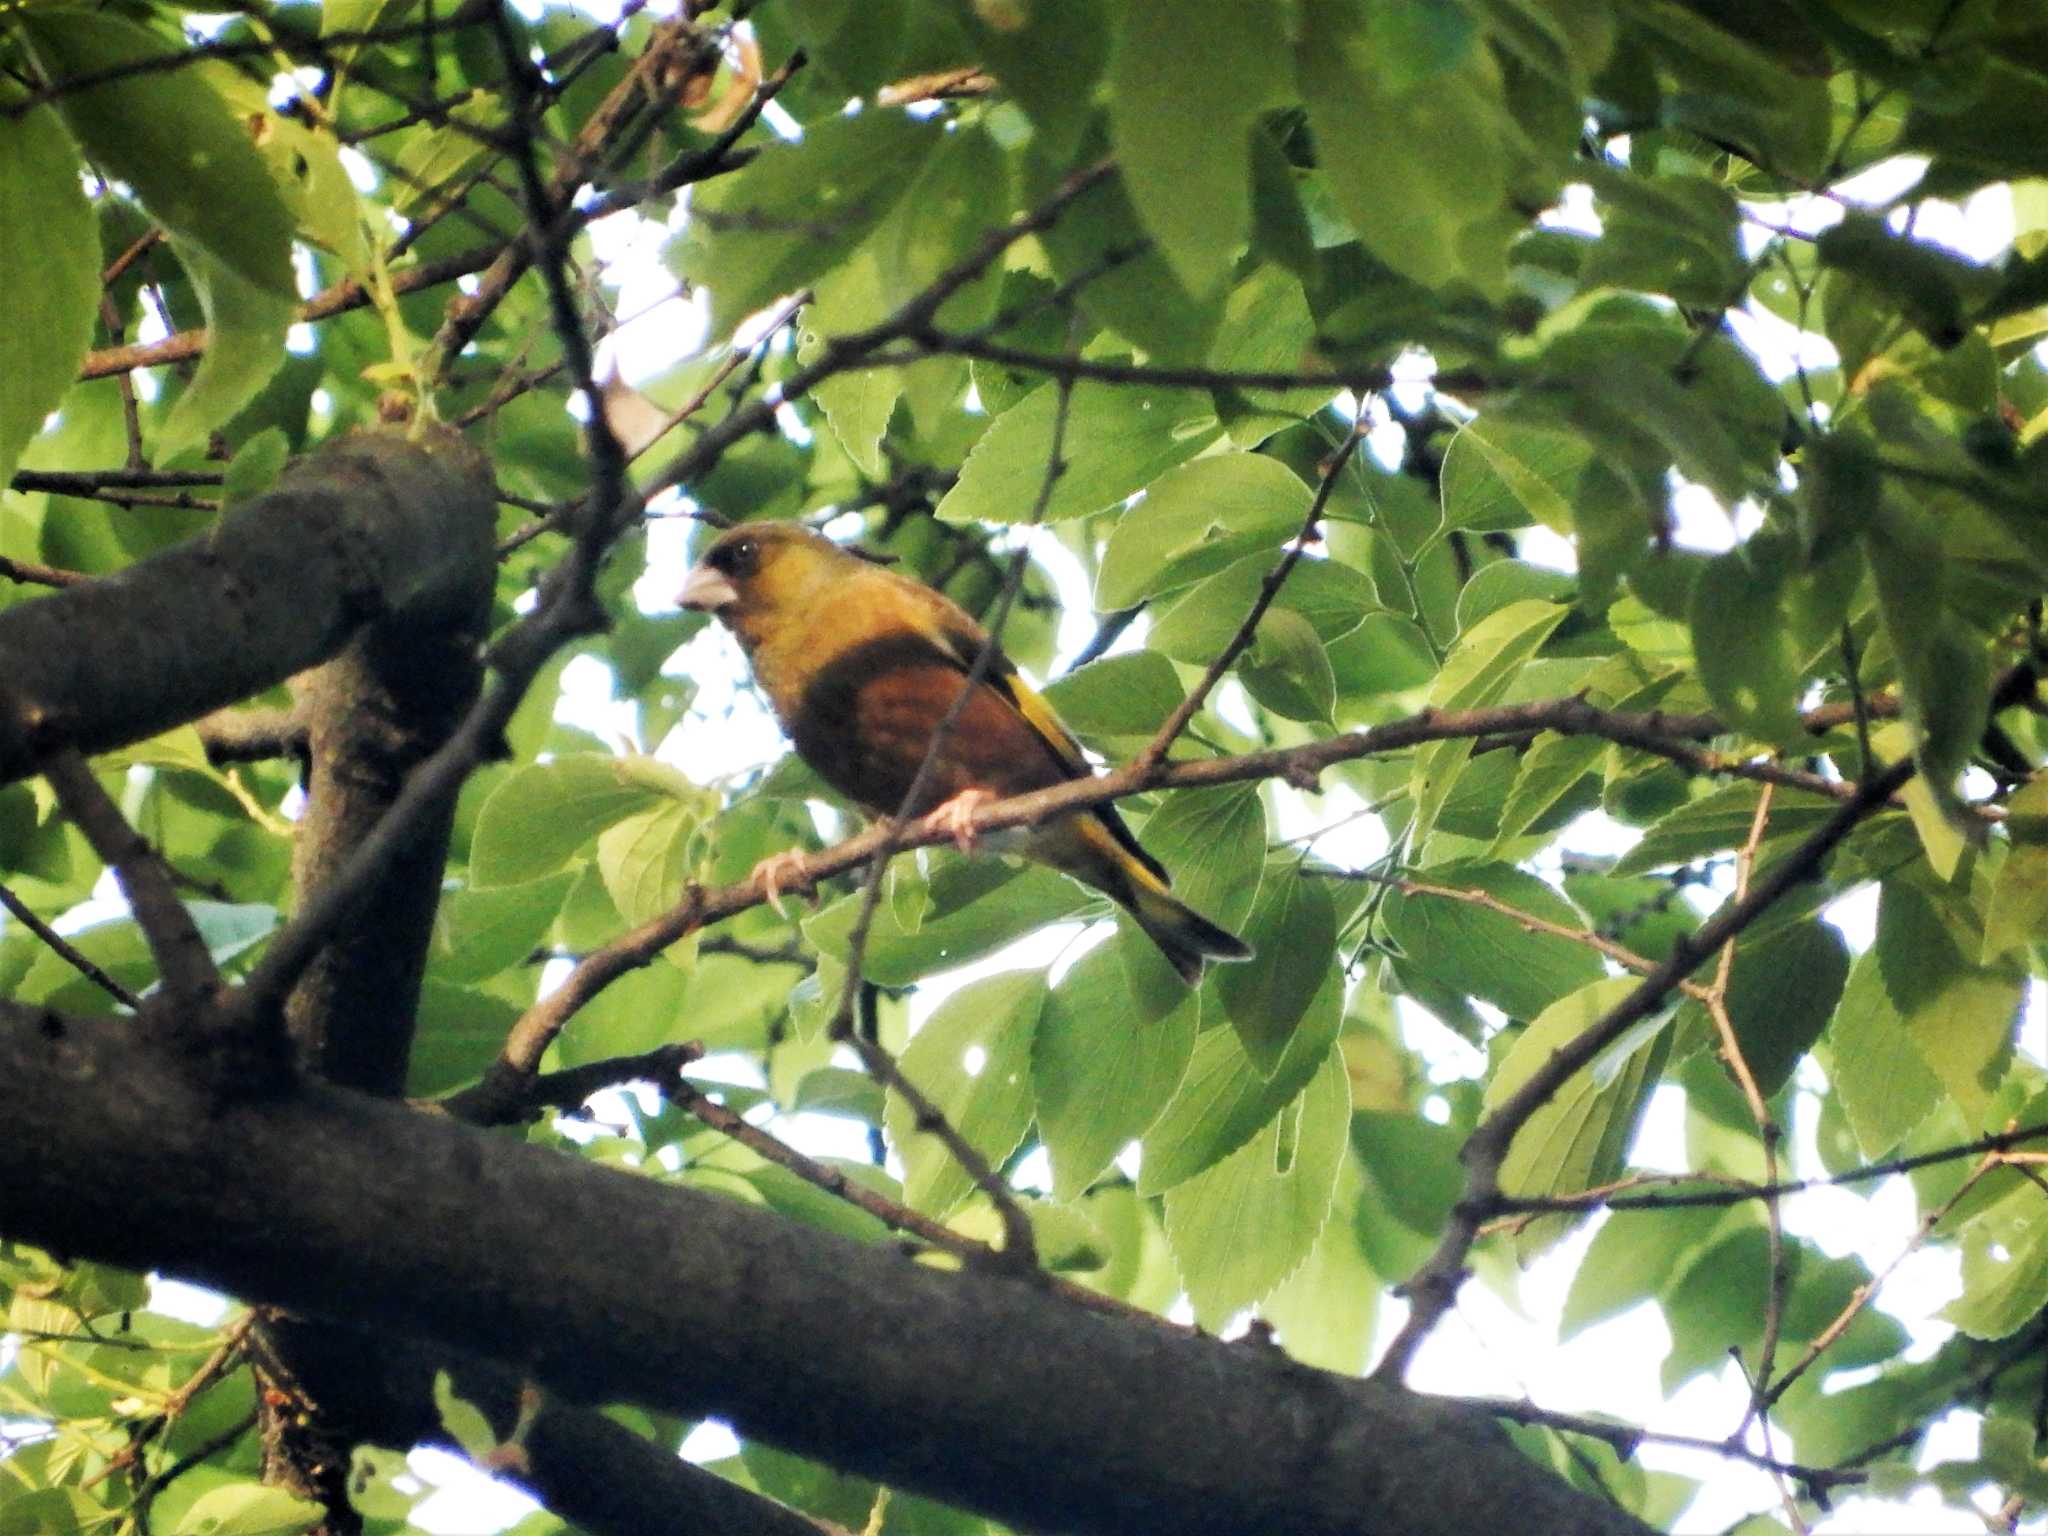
[790,634,1076,817]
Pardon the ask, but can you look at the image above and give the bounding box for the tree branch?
[0,1000,1656,1536]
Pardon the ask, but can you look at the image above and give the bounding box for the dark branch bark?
[0,1002,1653,1536]
[0,430,498,783]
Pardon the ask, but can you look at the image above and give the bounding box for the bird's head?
[678,522,852,630]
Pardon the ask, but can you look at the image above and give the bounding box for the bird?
[678,521,1252,983]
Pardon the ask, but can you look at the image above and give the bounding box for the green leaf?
[0,98,97,495]
[1240,605,1337,724]
[1381,861,1606,1020]
[1139,965,1342,1193]
[883,971,1044,1218]
[1409,599,1568,855]
[1827,947,1942,1159]
[1561,1203,1722,1340]
[597,797,712,931]
[1876,882,2020,1119]
[935,379,1220,526]
[1439,415,1590,535]
[1297,0,1520,294]
[1611,784,1843,877]
[19,13,295,297]
[155,242,294,463]
[1095,453,1311,609]
[963,0,1108,162]
[801,245,899,477]
[1487,976,1674,1254]
[883,123,1006,436]
[428,872,576,984]
[1031,150,1226,363]
[404,981,518,1097]
[1162,1045,1348,1329]
[1107,0,1289,298]
[1147,553,1378,664]
[1984,777,2048,959]
[1038,649,1183,747]
[1683,920,1849,1097]
[1495,731,1606,847]
[1865,508,1991,818]
[1944,1180,2048,1339]
[172,1482,323,1536]
[1689,546,1804,743]
[1260,1156,1378,1372]
[804,863,1091,987]
[1581,167,1745,306]
[1034,941,1198,1200]
[470,755,689,885]
[670,111,943,335]
[1216,864,1337,1073]
[1134,783,1266,936]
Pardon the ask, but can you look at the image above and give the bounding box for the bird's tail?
[1126,881,1255,986]
[1038,812,1254,985]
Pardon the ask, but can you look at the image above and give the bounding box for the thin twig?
[0,878,139,1008]
[42,749,219,1004]
[1133,413,1362,775]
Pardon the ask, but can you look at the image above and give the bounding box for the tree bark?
[0,1001,1653,1536]
[0,429,496,783]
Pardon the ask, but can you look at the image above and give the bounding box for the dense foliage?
[9,1,2048,1533]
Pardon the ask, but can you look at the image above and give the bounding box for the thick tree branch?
[0,431,498,783]
[0,1001,1654,1536]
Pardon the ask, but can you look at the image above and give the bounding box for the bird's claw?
[925,788,998,853]
[751,849,816,918]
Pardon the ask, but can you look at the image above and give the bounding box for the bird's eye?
[712,537,761,578]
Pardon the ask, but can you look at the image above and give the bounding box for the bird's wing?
[897,591,1170,887]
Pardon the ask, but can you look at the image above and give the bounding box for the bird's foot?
[924,787,998,853]
[751,849,817,918]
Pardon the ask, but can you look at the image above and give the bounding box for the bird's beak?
[678,564,739,613]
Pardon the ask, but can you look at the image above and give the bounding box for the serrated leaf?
[596,799,708,932]
[1107,0,1288,298]
[1147,552,1377,664]
[801,244,899,476]
[470,755,685,885]
[172,1481,323,1536]
[669,111,942,335]
[1876,882,2020,1118]
[1134,783,1266,936]
[1439,415,1590,535]
[1610,784,1843,877]
[935,379,1220,527]
[0,99,97,495]
[428,871,577,984]
[804,863,1091,987]
[1163,1046,1348,1328]
[1034,942,1197,1201]
[1827,947,1942,1159]
[1216,864,1337,1073]
[1381,861,1605,1020]
[1095,453,1311,609]
[20,12,294,298]
[1139,966,1341,1193]
[1260,1157,1378,1373]
[155,241,293,462]
[1240,605,1336,724]
[1488,976,1674,1256]
[1297,0,1518,294]
[1689,547,1803,743]
[1409,600,1568,855]
[1984,777,2048,959]
[883,971,1043,1219]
